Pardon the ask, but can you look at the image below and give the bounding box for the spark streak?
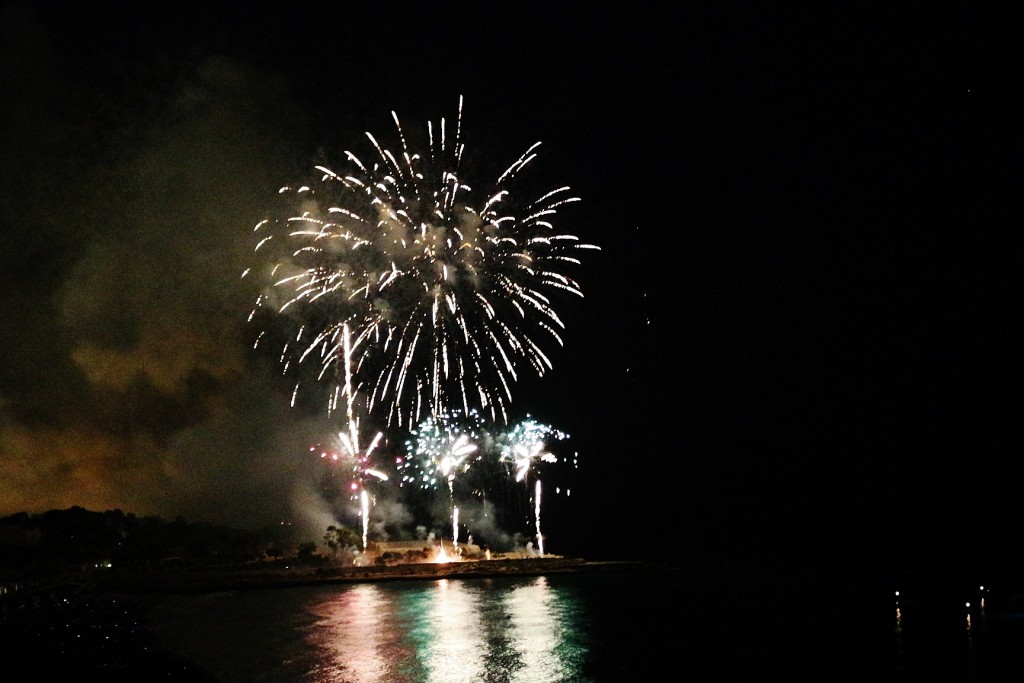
[246,97,599,428]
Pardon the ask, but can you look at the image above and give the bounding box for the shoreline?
[92,556,648,595]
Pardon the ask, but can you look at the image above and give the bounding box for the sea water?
[146,563,1024,682]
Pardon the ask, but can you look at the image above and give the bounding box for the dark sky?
[1,2,1017,574]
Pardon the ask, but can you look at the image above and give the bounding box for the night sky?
[1,3,1016,577]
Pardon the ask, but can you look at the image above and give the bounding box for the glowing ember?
[431,544,462,564]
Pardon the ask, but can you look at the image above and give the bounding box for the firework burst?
[398,409,485,548]
[498,418,569,555]
[397,409,484,494]
[500,418,567,483]
[245,97,599,428]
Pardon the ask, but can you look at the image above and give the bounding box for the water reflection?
[432,579,489,681]
[504,577,585,682]
[309,583,418,682]
[147,570,1019,681]
[305,577,586,683]
[888,582,998,677]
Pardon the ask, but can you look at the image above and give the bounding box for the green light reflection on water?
[389,576,589,683]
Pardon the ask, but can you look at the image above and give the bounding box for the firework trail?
[399,410,482,548]
[312,427,385,552]
[312,323,388,551]
[499,418,568,555]
[535,480,544,556]
[245,96,599,428]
